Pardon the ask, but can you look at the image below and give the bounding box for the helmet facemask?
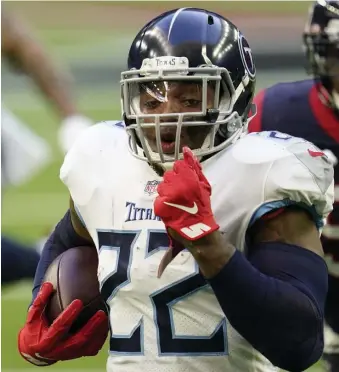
[121,56,247,166]
[303,8,339,109]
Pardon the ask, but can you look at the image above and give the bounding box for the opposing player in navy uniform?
[18,7,334,372]
[249,1,339,371]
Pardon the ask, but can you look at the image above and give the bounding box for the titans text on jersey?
[125,202,161,222]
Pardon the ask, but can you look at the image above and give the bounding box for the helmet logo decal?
[238,33,256,80]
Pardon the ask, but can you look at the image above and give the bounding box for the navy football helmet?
[303,1,339,106]
[120,7,256,164]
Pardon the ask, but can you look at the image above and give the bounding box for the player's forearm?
[14,42,78,119]
[186,231,236,279]
[191,240,327,371]
[326,274,339,334]
[31,210,91,304]
[2,9,78,119]
[32,232,66,303]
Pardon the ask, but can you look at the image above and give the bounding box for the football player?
[248,1,339,371]
[2,8,92,285]
[18,8,334,372]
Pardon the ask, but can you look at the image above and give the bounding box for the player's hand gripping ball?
[18,246,109,365]
[18,283,108,365]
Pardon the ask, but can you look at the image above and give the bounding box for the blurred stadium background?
[1,1,321,371]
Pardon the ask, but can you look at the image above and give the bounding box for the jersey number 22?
[98,229,228,356]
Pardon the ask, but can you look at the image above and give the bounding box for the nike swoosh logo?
[163,201,198,214]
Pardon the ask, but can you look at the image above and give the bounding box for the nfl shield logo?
[144,180,159,195]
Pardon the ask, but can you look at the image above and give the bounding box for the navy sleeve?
[31,210,92,303]
[326,274,339,334]
[208,242,327,371]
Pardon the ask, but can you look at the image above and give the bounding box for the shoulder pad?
[60,120,127,205]
[241,132,334,229]
[251,131,334,194]
[266,136,334,226]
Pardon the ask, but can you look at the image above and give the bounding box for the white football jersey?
[60,122,334,372]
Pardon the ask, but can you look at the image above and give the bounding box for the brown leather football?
[43,246,107,334]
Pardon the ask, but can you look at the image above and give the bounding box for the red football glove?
[18,282,108,366]
[154,147,219,276]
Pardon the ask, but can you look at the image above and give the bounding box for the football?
[43,245,107,333]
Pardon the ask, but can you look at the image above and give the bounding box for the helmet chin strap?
[156,161,174,175]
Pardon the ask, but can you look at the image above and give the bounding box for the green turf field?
[0,8,321,371]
